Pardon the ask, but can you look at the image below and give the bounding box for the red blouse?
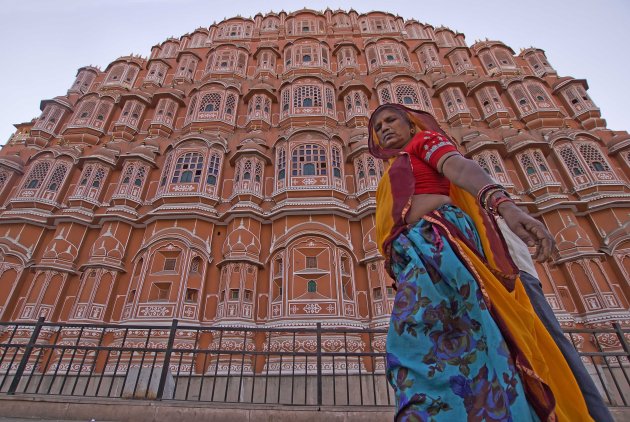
[403,130,459,195]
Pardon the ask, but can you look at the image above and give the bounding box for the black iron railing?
[0,319,628,407]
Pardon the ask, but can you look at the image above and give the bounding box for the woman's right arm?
[441,154,555,262]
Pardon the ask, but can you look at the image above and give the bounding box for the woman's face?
[373,109,414,150]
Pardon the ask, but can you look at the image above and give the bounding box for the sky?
[0,0,628,143]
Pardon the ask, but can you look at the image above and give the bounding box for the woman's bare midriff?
[404,194,452,225]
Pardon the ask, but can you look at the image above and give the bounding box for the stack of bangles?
[476,183,515,215]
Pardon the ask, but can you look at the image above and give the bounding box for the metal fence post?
[157,318,178,400]
[316,322,322,408]
[7,317,45,395]
[612,322,630,354]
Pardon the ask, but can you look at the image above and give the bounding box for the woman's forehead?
[373,107,407,122]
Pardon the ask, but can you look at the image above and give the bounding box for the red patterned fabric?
[404,130,459,195]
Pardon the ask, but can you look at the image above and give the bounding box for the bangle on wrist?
[493,196,515,214]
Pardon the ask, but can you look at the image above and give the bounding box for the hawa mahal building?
[1,8,629,345]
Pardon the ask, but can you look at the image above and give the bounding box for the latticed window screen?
[480,52,497,70]
[281,89,290,115]
[379,87,392,104]
[293,85,322,108]
[474,152,510,185]
[160,155,173,188]
[262,17,279,30]
[325,87,335,111]
[134,166,147,187]
[146,62,167,84]
[74,101,97,125]
[527,83,553,108]
[24,162,51,189]
[206,152,221,185]
[199,93,221,113]
[0,170,7,191]
[154,98,177,126]
[520,154,536,175]
[337,47,356,68]
[45,164,68,192]
[79,165,94,187]
[121,164,135,185]
[277,148,286,180]
[172,152,204,184]
[190,257,200,273]
[510,86,534,114]
[355,157,365,180]
[395,85,420,105]
[106,64,125,83]
[92,167,106,188]
[332,146,342,178]
[559,146,587,176]
[292,144,327,176]
[225,94,236,116]
[189,33,206,48]
[518,150,554,187]
[366,156,380,176]
[450,50,472,73]
[578,143,611,172]
[494,49,514,66]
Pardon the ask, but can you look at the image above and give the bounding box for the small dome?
[222,221,261,259]
[90,229,124,261]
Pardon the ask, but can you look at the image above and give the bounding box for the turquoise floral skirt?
[386,205,538,421]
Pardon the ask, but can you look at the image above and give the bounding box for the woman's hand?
[497,201,555,262]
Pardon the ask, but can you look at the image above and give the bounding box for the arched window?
[33,104,65,134]
[474,151,512,186]
[475,86,507,118]
[332,146,342,179]
[247,94,271,123]
[307,280,317,293]
[344,90,369,120]
[276,147,287,190]
[336,47,357,70]
[257,50,276,72]
[234,158,263,195]
[104,63,139,88]
[172,152,204,184]
[152,98,178,128]
[366,42,411,71]
[69,69,96,94]
[23,161,51,191]
[73,163,108,199]
[578,143,612,174]
[561,85,597,116]
[159,42,179,58]
[292,144,327,177]
[448,50,473,73]
[186,90,238,125]
[206,48,248,76]
[558,145,589,186]
[116,161,148,199]
[117,100,145,130]
[145,62,167,85]
[517,150,557,190]
[175,54,198,80]
[417,44,442,71]
[206,152,221,186]
[440,87,470,118]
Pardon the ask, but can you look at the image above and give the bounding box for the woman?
[369,104,592,421]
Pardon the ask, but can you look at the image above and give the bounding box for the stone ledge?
[0,395,395,422]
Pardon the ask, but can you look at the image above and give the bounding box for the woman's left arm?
[440,154,555,262]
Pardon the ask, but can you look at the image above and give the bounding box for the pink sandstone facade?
[0,9,629,360]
